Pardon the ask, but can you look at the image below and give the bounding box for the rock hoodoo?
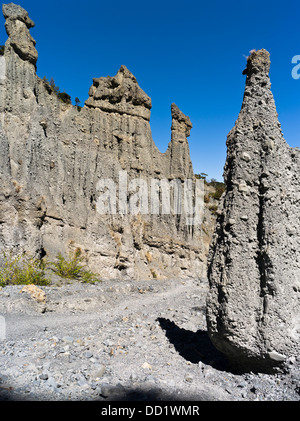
[2,2,37,66]
[0,3,212,280]
[206,49,300,371]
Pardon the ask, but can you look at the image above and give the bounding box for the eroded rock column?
[206,49,300,372]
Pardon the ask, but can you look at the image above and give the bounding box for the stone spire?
[206,49,300,372]
[170,103,192,142]
[167,103,194,179]
[2,3,38,66]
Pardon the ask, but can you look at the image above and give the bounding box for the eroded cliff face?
[0,3,212,280]
[206,49,300,371]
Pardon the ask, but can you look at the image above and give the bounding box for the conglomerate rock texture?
[206,49,300,372]
[0,3,212,281]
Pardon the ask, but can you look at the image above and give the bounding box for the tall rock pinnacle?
[167,103,193,179]
[206,49,300,372]
[2,3,38,66]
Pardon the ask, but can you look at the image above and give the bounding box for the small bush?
[0,252,50,287]
[0,248,101,287]
[0,45,5,56]
[50,248,84,279]
[195,173,208,182]
[50,248,101,284]
[80,270,102,284]
[57,92,72,104]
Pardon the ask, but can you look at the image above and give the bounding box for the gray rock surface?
[85,65,152,121]
[0,3,214,281]
[206,49,300,371]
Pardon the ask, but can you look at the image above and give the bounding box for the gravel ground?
[0,277,299,402]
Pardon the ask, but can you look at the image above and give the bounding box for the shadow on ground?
[0,386,227,402]
[157,317,230,371]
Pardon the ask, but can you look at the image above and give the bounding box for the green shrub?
[57,92,71,104]
[195,173,208,182]
[0,252,50,287]
[0,248,101,287]
[80,270,102,284]
[50,248,101,284]
[0,45,5,56]
[50,248,84,279]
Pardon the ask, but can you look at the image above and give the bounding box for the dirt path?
[0,278,299,401]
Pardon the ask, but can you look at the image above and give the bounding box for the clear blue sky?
[1,0,300,181]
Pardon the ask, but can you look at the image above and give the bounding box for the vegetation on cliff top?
[42,76,72,105]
